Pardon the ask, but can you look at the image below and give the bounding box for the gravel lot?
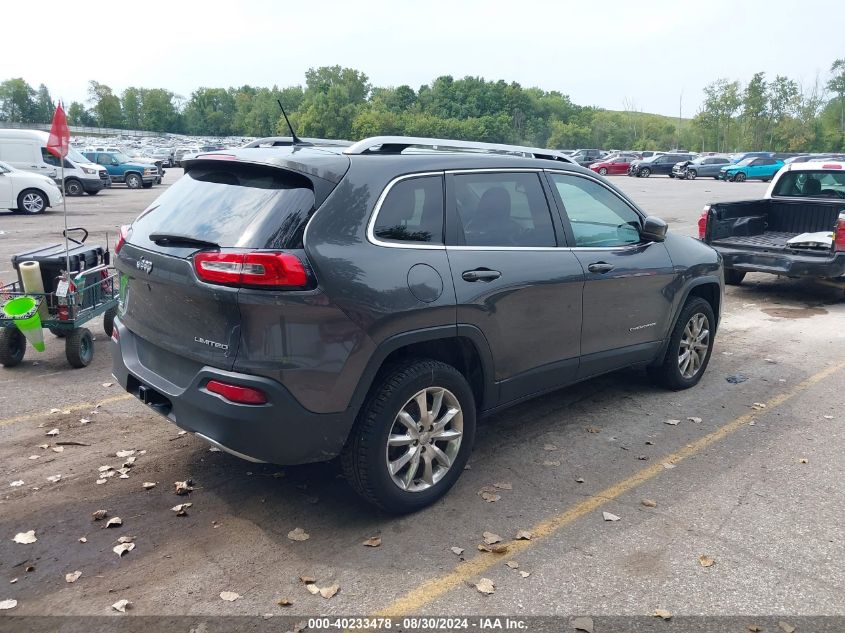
[0,168,843,623]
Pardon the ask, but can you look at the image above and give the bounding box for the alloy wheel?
[385,387,463,492]
[678,313,710,379]
[22,193,44,213]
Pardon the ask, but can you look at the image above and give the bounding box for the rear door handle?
[462,268,501,282]
[587,262,614,274]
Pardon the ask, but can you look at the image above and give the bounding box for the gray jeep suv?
[111,136,723,512]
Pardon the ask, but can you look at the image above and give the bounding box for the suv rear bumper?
[714,245,845,278]
[111,319,353,465]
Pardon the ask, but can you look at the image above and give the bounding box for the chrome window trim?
[367,171,447,250]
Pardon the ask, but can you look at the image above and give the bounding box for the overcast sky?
[4,0,843,117]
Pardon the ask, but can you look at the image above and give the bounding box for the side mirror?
[641,216,668,242]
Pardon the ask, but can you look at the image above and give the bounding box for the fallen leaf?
[65,571,82,583]
[10,480,24,487]
[9,579,16,584]
[450,547,464,556]
[665,419,680,426]
[113,543,135,557]
[641,499,657,508]
[543,443,558,451]
[106,517,122,528]
[687,416,703,423]
[116,450,135,458]
[102,382,114,388]
[799,458,808,464]
[277,598,293,607]
[209,447,221,452]
[602,512,620,522]
[493,482,512,490]
[220,591,240,602]
[117,536,135,544]
[645,440,655,445]
[98,465,113,473]
[477,543,509,554]
[662,463,676,470]
[823,415,834,420]
[287,527,310,541]
[362,537,381,547]
[13,530,37,544]
[475,578,495,595]
[78,537,87,543]
[515,530,532,540]
[505,560,519,569]
[653,609,672,620]
[0,600,18,610]
[111,599,131,612]
[177,430,187,436]
[585,426,601,433]
[142,482,156,490]
[751,402,767,410]
[25,566,34,572]
[96,479,107,485]
[51,446,64,453]
[299,576,316,584]
[482,531,502,545]
[46,474,62,483]
[698,555,715,567]
[306,584,320,595]
[478,487,501,502]
[778,622,795,633]
[571,616,594,633]
[46,429,59,436]
[172,503,192,516]
[79,418,90,425]
[519,571,531,578]
[575,477,585,483]
[28,455,39,460]
[746,625,762,632]
[319,585,339,599]
[174,480,193,495]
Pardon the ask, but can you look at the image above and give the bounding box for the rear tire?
[65,327,94,368]
[0,327,26,367]
[86,190,100,195]
[341,359,476,513]
[103,307,117,338]
[724,269,746,286]
[649,297,715,390]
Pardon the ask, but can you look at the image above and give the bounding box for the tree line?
[1,63,844,152]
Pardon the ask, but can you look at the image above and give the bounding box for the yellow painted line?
[377,359,845,617]
[816,279,845,290]
[0,394,134,428]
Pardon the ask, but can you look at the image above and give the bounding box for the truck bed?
[711,230,800,250]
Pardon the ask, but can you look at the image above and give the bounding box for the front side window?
[550,173,642,248]
[372,176,444,244]
[453,172,556,247]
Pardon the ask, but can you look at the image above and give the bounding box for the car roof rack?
[342,136,575,164]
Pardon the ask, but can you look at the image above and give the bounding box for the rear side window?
[372,176,444,244]
[131,164,316,249]
[772,170,845,198]
[453,172,556,247]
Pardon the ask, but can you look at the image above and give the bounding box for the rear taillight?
[111,324,120,344]
[835,214,845,252]
[193,251,308,288]
[115,225,130,254]
[206,380,267,405]
[698,205,711,240]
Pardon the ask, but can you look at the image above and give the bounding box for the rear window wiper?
[148,232,220,249]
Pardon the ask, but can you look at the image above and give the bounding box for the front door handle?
[462,268,501,282]
[587,262,614,274]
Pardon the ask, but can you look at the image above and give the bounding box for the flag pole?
[62,142,70,280]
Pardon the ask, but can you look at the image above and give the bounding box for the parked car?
[672,156,731,180]
[82,151,157,189]
[111,135,723,512]
[700,160,845,286]
[639,151,664,159]
[589,154,640,176]
[718,157,784,182]
[150,147,175,167]
[629,153,698,177]
[569,149,605,167]
[729,151,773,164]
[0,160,63,213]
[785,154,845,165]
[174,147,201,166]
[0,130,108,195]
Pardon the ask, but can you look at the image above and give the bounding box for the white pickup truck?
[699,160,845,285]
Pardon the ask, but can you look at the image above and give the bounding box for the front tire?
[735,172,747,182]
[687,169,697,180]
[598,168,608,176]
[639,167,651,177]
[0,327,26,367]
[17,189,47,214]
[125,173,142,189]
[649,297,715,390]
[341,359,476,513]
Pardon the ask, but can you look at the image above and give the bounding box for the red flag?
[46,102,70,158]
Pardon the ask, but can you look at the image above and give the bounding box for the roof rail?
[242,136,353,148]
[342,136,575,164]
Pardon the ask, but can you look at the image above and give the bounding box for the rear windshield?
[772,170,845,198]
[131,164,316,249]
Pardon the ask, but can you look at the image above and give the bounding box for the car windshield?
[736,158,754,166]
[112,152,132,163]
[771,169,845,198]
[67,147,90,164]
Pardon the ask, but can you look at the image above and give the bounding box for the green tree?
[67,101,96,126]
[183,88,235,135]
[88,81,124,128]
[0,78,36,122]
[122,87,142,129]
[741,72,768,150]
[33,84,54,123]
[827,59,845,144]
[141,89,180,132]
